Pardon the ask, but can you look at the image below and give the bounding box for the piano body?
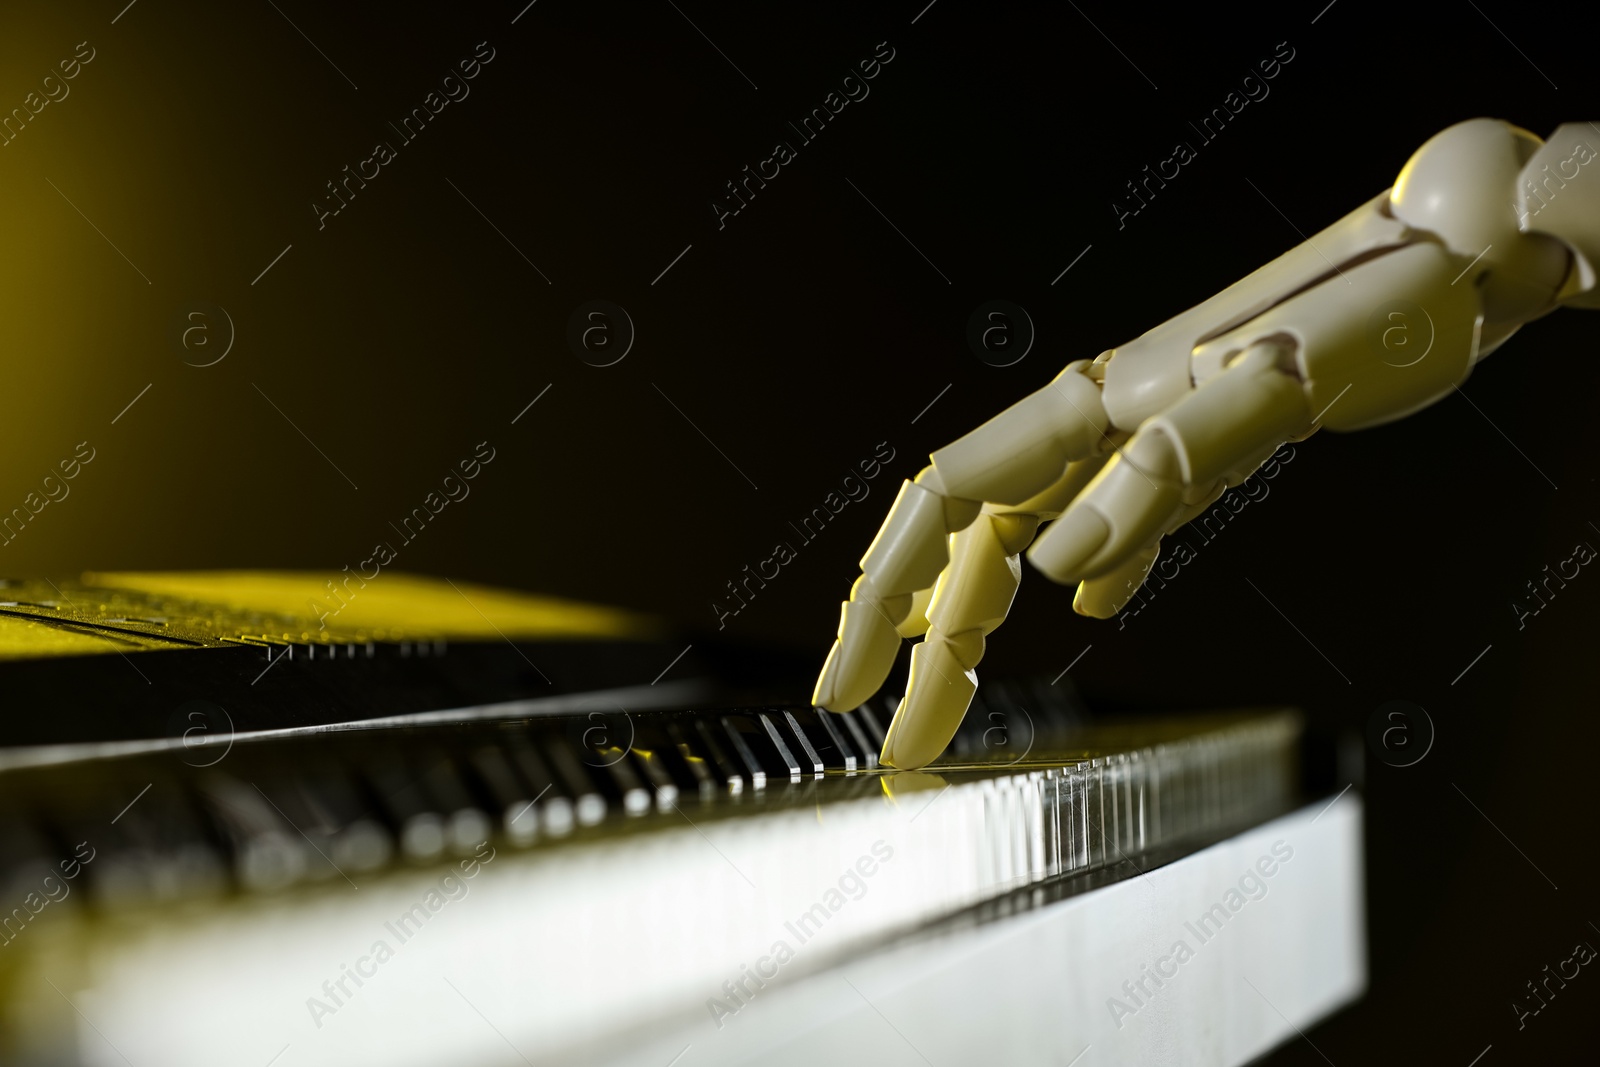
[0,572,1362,1066]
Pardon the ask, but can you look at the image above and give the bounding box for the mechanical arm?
[813,118,1600,769]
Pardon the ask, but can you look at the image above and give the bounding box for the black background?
[2,0,1597,1062]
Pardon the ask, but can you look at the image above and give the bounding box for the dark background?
[2,0,1596,1062]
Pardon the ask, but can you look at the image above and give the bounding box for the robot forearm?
[816,118,1600,770]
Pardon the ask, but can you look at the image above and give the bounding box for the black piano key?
[505,736,576,836]
[758,713,804,782]
[629,745,681,812]
[777,711,824,777]
[838,709,880,769]
[292,763,393,872]
[541,737,608,827]
[361,753,448,863]
[625,718,698,796]
[250,778,346,884]
[802,707,860,772]
[721,712,811,784]
[45,801,155,906]
[596,747,652,817]
[418,755,492,855]
[666,721,717,799]
[195,774,309,891]
[468,746,538,846]
[717,716,768,789]
[691,718,745,794]
[857,700,890,747]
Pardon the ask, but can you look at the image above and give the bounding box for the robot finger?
[813,465,981,713]
[1072,539,1163,619]
[880,508,1039,769]
[1030,343,1310,585]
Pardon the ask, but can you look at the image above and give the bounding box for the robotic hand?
[814,118,1600,769]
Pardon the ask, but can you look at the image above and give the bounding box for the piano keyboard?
[0,693,1302,1064]
[0,573,1337,1066]
[0,685,1296,903]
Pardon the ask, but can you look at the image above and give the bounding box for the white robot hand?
[815,118,1600,769]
